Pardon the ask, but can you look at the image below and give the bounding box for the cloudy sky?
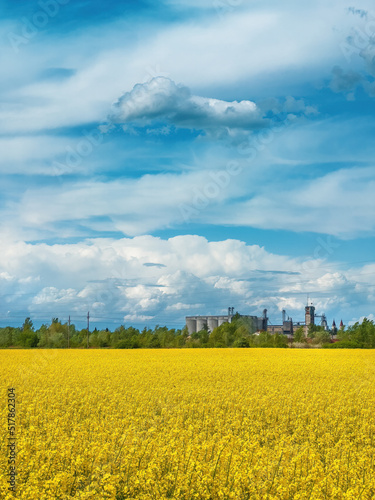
[1,0,375,329]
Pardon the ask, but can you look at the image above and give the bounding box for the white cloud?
[0,235,372,327]
[0,272,14,282]
[316,273,348,289]
[0,1,358,134]
[3,158,374,242]
[211,167,375,238]
[123,314,154,322]
[6,163,247,238]
[0,135,90,175]
[110,77,264,134]
[166,302,201,311]
[275,297,304,312]
[32,287,77,305]
[127,3,354,91]
[348,313,375,326]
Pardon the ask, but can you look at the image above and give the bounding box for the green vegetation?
[322,341,362,349]
[0,316,373,349]
[307,324,332,345]
[334,317,375,348]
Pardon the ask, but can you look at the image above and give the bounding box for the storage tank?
[218,316,229,326]
[207,317,218,332]
[196,318,208,332]
[186,318,197,335]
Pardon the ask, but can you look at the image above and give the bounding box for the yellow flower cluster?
[1,349,375,499]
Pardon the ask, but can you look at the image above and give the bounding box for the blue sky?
[0,0,375,329]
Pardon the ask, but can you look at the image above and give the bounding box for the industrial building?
[267,305,328,337]
[186,304,333,337]
[186,307,268,335]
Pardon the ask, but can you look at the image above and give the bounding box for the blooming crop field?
[1,349,375,499]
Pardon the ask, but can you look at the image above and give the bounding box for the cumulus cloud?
[0,235,372,328]
[109,78,319,140]
[0,0,359,135]
[109,77,265,135]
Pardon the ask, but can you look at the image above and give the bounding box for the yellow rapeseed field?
[1,349,375,499]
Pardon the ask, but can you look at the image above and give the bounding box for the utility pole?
[68,315,70,348]
[87,311,90,348]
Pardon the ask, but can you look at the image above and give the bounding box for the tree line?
[0,315,373,349]
[323,318,375,348]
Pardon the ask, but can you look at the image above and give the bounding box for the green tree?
[255,331,273,347]
[208,326,225,347]
[19,329,38,348]
[307,324,325,340]
[19,317,38,347]
[293,326,305,343]
[352,318,375,347]
[191,329,209,346]
[314,329,332,345]
[233,336,250,348]
[22,317,34,331]
[221,322,236,347]
[0,327,18,347]
[273,332,288,348]
[233,324,250,347]
[97,330,110,347]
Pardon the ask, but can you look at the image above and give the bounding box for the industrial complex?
[186,304,341,338]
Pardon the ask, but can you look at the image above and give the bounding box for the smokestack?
[282,309,286,323]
